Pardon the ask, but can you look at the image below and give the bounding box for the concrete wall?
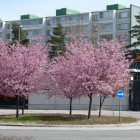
[28,93,129,111]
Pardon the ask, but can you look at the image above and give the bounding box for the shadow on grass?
[0,114,138,125]
[0,115,15,120]
[15,114,87,122]
[0,136,34,140]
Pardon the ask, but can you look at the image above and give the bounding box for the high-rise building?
[0,4,140,47]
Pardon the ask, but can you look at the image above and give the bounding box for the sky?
[1,0,140,21]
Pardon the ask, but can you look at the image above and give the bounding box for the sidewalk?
[0,109,140,118]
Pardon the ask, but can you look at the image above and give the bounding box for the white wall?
[28,93,129,111]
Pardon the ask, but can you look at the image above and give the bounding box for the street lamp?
[19,25,23,43]
[131,76,134,81]
[92,25,100,47]
[129,74,134,110]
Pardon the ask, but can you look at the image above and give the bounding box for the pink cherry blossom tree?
[95,40,130,117]
[49,55,83,115]
[49,38,98,117]
[50,37,131,119]
[0,40,48,118]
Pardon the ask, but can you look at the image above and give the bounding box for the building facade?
[0,4,139,46]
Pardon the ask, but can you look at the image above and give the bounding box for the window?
[39,19,43,24]
[93,15,99,21]
[0,22,3,28]
[46,19,51,25]
[0,33,1,38]
[119,12,128,18]
[32,29,42,35]
[6,33,10,39]
[101,23,113,32]
[46,30,51,36]
[21,19,43,25]
[26,31,32,38]
[60,17,65,23]
[80,17,83,20]
[82,25,89,34]
[56,17,61,24]
[100,12,103,18]
[96,11,114,20]
[119,23,129,30]
[6,24,10,29]
[118,34,130,42]
[100,34,113,40]
[125,35,130,42]
[103,11,113,19]
[52,18,56,25]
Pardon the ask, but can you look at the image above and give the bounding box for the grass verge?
[0,114,138,125]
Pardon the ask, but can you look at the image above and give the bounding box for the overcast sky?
[1,0,140,21]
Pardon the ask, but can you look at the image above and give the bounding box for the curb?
[0,121,140,128]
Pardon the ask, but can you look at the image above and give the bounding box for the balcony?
[22,25,43,30]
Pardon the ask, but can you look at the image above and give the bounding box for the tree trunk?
[16,94,19,118]
[69,97,72,115]
[99,95,106,117]
[22,98,25,115]
[99,95,102,117]
[112,96,115,117]
[88,94,92,119]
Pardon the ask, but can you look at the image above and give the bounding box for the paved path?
[0,109,140,118]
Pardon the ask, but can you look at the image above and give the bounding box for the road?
[0,126,140,140]
[0,110,140,139]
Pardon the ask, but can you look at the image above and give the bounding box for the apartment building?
[0,4,140,111]
[0,15,45,45]
[20,15,46,44]
[0,4,139,46]
[90,10,116,46]
[45,9,90,44]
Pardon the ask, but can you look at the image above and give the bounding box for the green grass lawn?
[0,114,138,125]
